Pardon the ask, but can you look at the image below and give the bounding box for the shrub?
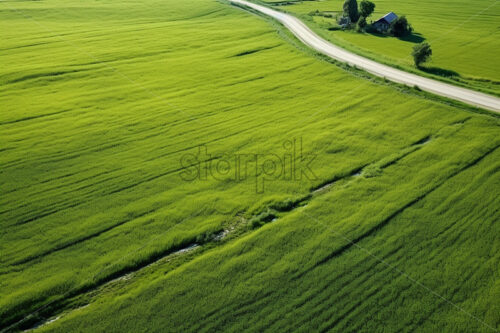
[389,15,412,37]
[338,15,351,27]
[270,199,295,212]
[343,0,359,22]
[250,218,263,229]
[412,42,432,67]
[359,0,375,18]
[249,209,276,229]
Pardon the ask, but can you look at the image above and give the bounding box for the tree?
[357,16,367,31]
[359,0,375,18]
[343,0,359,23]
[389,15,413,37]
[412,42,432,67]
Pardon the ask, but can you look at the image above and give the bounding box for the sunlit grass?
[263,0,500,94]
[0,0,498,331]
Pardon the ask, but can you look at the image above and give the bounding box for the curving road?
[231,0,500,113]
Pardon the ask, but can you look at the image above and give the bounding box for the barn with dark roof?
[373,12,398,32]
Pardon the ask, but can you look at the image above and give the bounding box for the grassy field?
[261,0,500,95]
[0,0,499,331]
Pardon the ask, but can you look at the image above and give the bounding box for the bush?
[338,15,351,27]
[359,0,375,18]
[343,0,359,22]
[249,209,276,229]
[250,218,263,229]
[389,15,412,37]
[412,42,432,67]
[270,199,296,212]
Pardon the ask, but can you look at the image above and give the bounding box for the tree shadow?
[398,32,425,43]
[418,66,460,79]
[365,30,425,43]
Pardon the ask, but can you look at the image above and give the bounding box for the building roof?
[375,12,398,24]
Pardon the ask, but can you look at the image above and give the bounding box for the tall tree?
[359,0,375,18]
[357,16,367,32]
[343,0,359,22]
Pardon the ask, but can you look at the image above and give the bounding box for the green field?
[261,0,500,95]
[1,0,499,331]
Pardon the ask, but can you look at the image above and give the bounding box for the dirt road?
[231,0,500,113]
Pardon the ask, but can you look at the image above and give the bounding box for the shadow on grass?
[399,33,425,43]
[418,66,460,79]
[367,31,425,43]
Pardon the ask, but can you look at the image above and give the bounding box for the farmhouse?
[373,12,397,32]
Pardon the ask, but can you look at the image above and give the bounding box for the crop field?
[0,0,499,331]
[262,0,500,95]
